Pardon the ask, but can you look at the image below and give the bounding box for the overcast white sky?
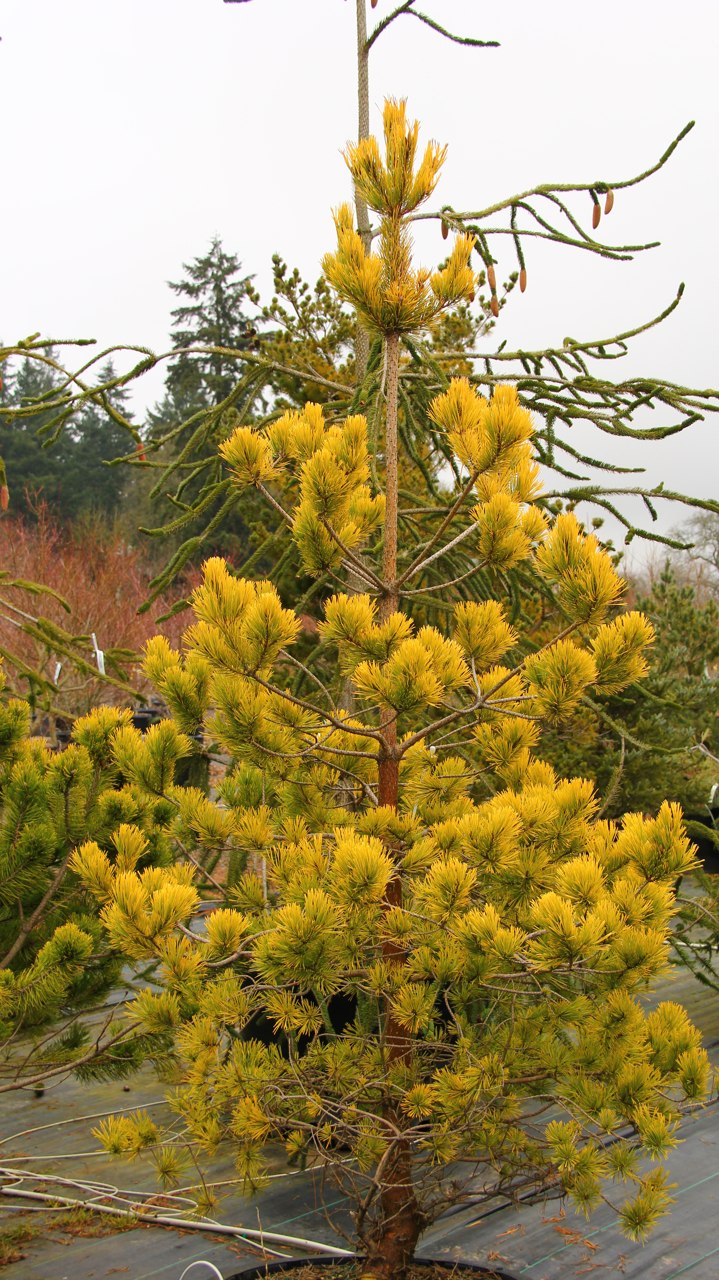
[1,0,718,546]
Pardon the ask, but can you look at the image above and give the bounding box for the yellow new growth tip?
[323,100,476,335]
[345,99,446,217]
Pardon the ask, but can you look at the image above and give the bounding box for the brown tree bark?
[380,333,400,624]
[360,328,423,1279]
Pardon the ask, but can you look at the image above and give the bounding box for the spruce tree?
[149,236,258,439]
[144,237,263,565]
[73,106,710,1278]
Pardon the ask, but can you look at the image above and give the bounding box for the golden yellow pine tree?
[76,103,710,1280]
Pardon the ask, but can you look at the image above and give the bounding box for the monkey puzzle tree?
[73,106,710,1279]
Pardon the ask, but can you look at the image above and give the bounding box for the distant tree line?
[0,238,258,530]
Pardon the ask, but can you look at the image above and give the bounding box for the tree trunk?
[370,737,422,1280]
[337,0,372,722]
[361,1145,423,1277]
[354,0,371,380]
[380,333,400,623]
[361,328,422,1279]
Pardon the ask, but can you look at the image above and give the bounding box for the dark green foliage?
[540,563,719,817]
[147,237,260,469]
[0,357,133,523]
[143,238,268,569]
[164,236,258,412]
[0,696,174,1043]
[258,253,357,408]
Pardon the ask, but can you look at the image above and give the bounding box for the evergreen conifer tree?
[0,354,132,523]
[67,359,135,518]
[0,668,201,1088]
[124,0,719,609]
[149,237,258,437]
[144,237,264,564]
[72,106,711,1278]
[0,356,64,519]
[536,562,719,819]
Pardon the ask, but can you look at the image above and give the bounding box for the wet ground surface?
[1,959,718,1280]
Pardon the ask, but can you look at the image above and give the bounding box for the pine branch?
[0,849,75,970]
[0,1023,142,1094]
[397,467,480,587]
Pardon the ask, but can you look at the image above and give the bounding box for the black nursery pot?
[228,1255,520,1279]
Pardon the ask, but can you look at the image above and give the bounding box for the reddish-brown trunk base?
[231,1261,516,1279]
[360,1223,419,1278]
